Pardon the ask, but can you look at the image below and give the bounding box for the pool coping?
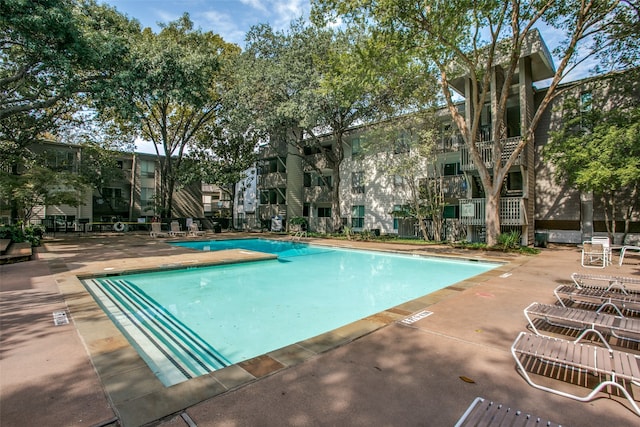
[52,238,519,427]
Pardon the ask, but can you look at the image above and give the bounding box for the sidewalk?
[1,234,639,426]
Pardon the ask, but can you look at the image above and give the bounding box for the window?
[352,171,365,194]
[392,204,410,229]
[393,175,405,187]
[140,160,155,177]
[203,195,212,212]
[102,188,122,199]
[504,171,523,196]
[352,205,364,228]
[303,203,310,217]
[392,204,402,230]
[260,190,269,204]
[304,173,311,187]
[351,137,362,157]
[317,175,332,187]
[45,150,75,172]
[580,92,592,113]
[394,131,410,154]
[260,189,285,205]
[443,162,460,176]
[443,205,459,219]
[318,207,331,217]
[140,187,155,209]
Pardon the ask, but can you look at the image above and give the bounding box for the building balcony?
[441,175,467,199]
[258,204,287,220]
[204,200,231,213]
[460,136,523,171]
[436,134,464,153]
[258,144,286,159]
[459,197,527,226]
[304,186,333,203]
[258,172,287,188]
[304,153,331,170]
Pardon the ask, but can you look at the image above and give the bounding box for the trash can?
[534,232,548,248]
[213,223,222,233]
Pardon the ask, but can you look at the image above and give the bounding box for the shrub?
[497,230,521,250]
[0,224,45,247]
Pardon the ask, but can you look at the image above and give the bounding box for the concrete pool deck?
[1,232,639,426]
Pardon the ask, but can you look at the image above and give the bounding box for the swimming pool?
[84,239,497,386]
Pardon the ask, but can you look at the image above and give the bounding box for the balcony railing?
[459,197,527,226]
[460,136,523,171]
[441,175,467,199]
[304,186,333,203]
[258,172,287,188]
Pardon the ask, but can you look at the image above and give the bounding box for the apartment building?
[0,143,209,231]
[254,32,639,245]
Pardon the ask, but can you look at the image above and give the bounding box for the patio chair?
[581,242,606,268]
[149,222,168,238]
[188,223,206,237]
[511,332,640,416]
[524,302,640,350]
[454,396,562,427]
[591,236,612,265]
[169,221,187,237]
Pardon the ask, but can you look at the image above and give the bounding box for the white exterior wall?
[339,143,428,234]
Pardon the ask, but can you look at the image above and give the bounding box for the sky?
[100,0,311,47]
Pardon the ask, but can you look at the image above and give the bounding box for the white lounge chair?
[188,223,206,237]
[454,396,562,427]
[169,221,186,237]
[150,222,168,238]
[554,273,640,316]
[511,332,640,416]
[571,272,640,293]
[581,241,607,268]
[524,302,640,350]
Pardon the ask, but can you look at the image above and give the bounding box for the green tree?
[545,93,640,243]
[313,0,637,245]
[233,21,399,231]
[77,144,125,215]
[99,15,240,218]
[0,161,86,223]
[1,0,138,223]
[365,113,446,241]
[0,0,138,121]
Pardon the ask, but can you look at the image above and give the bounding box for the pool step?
[84,278,230,386]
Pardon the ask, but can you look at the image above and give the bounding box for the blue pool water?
[84,239,497,386]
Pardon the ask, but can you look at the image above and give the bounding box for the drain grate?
[400,310,433,325]
[53,310,69,326]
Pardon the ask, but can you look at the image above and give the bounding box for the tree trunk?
[417,216,429,240]
[330,132,345,233]
[485,190,501,246]
[331,169,341,232]
[10,163,19,224]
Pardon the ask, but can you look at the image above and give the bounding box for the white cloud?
[239,0,268,14]
[199,10,247,46]
[271,0,308,28]
[153,9,181,26]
